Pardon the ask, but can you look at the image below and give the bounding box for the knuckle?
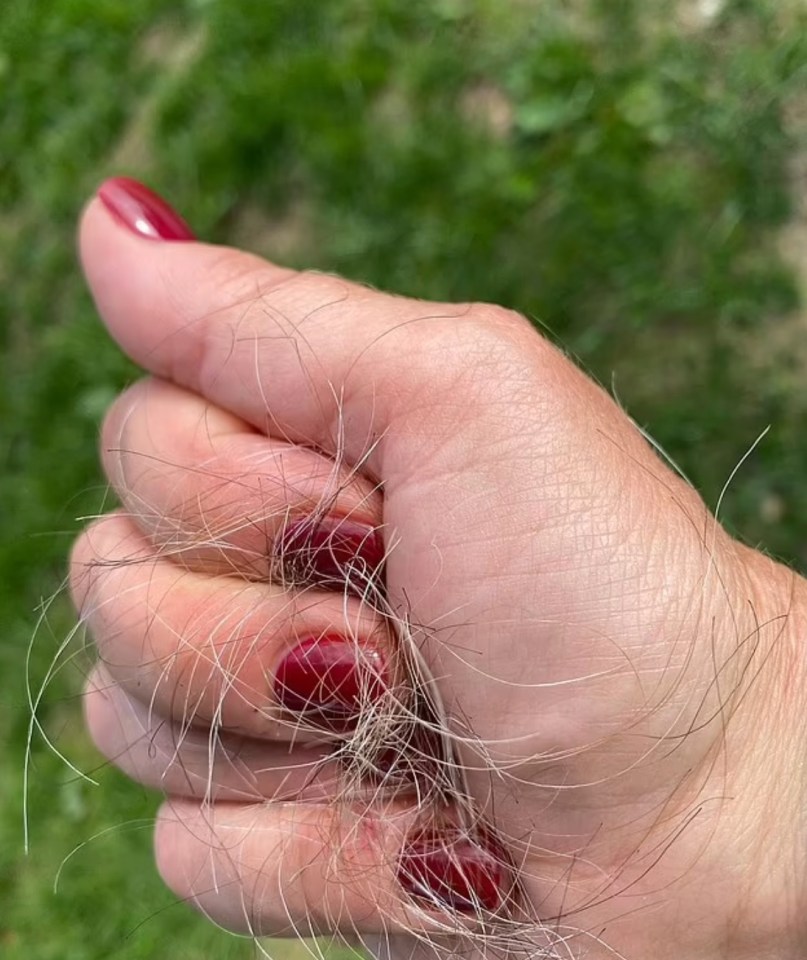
[467,301,535,337]
[200,249,339,323]
[458,301,559,380]
[99,378,148,456]
[68,514,135,616]
[68,525,101,615]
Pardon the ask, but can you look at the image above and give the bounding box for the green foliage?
[1,0,805,956]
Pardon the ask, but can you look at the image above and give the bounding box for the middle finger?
[70,513,394,743]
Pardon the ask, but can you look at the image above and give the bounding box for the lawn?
[1,0,805,957]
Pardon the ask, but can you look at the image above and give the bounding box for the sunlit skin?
[72,181,807,959]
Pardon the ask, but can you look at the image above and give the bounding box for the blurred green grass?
[1,0,806,956]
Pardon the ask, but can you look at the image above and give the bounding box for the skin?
[72,194,807,959]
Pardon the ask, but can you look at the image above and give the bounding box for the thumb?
[81,178,486,471]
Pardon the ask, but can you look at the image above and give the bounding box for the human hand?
[72,179,807,960]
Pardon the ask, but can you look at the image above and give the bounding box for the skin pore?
[70,180,807,960]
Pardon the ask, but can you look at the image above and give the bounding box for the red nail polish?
[98,177,195,241]
[278,517,385,595]
[274,635,387,728]
[398,829,508,913]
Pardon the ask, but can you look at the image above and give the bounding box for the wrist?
[723,546,807,957]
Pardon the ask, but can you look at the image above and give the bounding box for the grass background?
[1,0,806,956]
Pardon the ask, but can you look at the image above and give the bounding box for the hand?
[72,179,807,960]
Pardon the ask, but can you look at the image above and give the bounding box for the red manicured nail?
[98,177,195,241]
[398,829,508,913]
[274,635,387,728]
[278,517,385,595]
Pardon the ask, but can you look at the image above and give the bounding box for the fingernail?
[98,177,195,241]
[278,517,385,595]
[398,829,508,913]
[274,635,387,729]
